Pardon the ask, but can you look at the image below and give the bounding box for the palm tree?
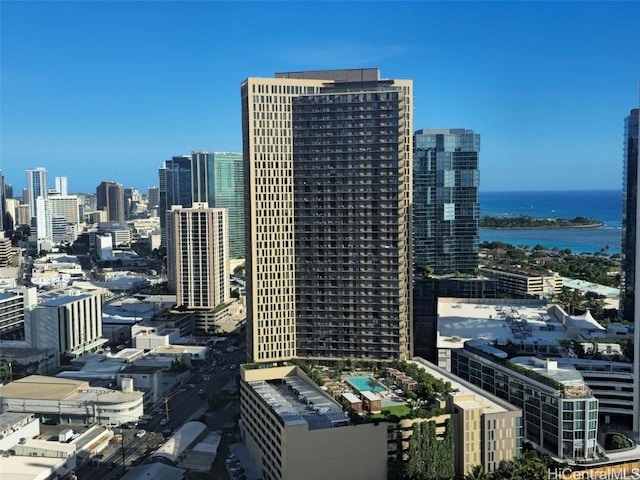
[366,377,380,392]
[464,464,490,480]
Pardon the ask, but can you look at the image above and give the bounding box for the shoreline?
[481,222,604,230]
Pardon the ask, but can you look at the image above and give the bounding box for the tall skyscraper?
[26,167,48,220]
[147,186,160,209]
[242,68,413,363]
[413,129,480,275]
[623,106,640,437]
[159,155,192,247]
[621,108,639,323]
[124,187,141,219]
[191,151,245,259]
[0,171,6,233]
[96,181,125,222]
[55,176,68,195]
[167,203,230,309]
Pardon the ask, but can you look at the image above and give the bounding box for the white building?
[167,204,229,310]
[0,375,144,426]
[97,234,113,259]
[0,412,40,451]
[29,290,107,357]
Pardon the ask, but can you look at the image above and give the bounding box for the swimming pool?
[347,376,388,393]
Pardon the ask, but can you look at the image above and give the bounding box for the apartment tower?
[26,167,48,220]
[167,203,230,310]
[413,129,480,275]
[158,155,192,247]
[241,68,413,363]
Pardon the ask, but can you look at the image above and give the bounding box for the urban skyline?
[2,2,639,193]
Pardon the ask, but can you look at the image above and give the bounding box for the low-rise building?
[240,365,388,480]
[0,375,144,426]
[480,265,562,297]
[451,345,599,463]
[0,412,40,451]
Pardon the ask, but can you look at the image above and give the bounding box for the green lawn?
[370,404,412,419]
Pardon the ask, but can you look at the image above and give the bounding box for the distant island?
[480,215,603,229]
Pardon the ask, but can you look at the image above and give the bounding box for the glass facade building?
[452,347,599,461]
[159,155,192,247]
[413,129,480,275]
[192,152,244,260]
[620,109,639,323]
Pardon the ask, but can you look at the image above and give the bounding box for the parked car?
[160,418,169,426]
[135,429,147,438]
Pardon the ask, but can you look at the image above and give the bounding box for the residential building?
[413,129,480,275]
[54,176,68,195]
[191,151,245,259]
[0,233,12,267]
[621,109,639,324]
[240,365,388,480]
[26,167,48,220]
[0,290,26,340]
[242,68,413,363]
[96,181,125,222]
[167,204,229,310]
[408,359,522,475]
[480,265,563,298]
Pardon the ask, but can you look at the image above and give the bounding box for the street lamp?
[120,426,126,473]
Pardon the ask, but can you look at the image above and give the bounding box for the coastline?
[482,222,604,230]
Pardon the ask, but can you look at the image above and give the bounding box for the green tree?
[464,465,490,480]
[366,377,380,392]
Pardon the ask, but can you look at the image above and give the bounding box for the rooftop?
[410,358,518,415]
[0,412,34,432]
[248,374,350,430]
[510,356,586,386]
[0,376,87,400]
[437,299,566,350]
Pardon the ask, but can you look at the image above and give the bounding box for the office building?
[124,187,141,219]
[147,186,160,209]
[48,194,80,226]
[241,68,413,363]
[29,290,106,357]
[26,167,48,220]
[452,347,599,462]
[96,181,125,222]
[191,151,245,259]
[621,108,639,323]
[159,155,192,247]
[54,176,68,195]
[167,203,229,310]
[413,129,480,275]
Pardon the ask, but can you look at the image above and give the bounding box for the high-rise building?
[147,186,160,209]
[158,155,192,247]
[124,187,141,219]
[621,108,639,324]
[413,129,480,275]
[96,181,125,222]
[242,68,413,363]
[191,151,245,259]
[167,203,230,310]
[54,176,68,195]
[0,172,6,233]
[26,167,48,220]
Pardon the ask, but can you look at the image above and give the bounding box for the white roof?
[360,390,380,402]
[342,392,361,404]
[151,421,207,463]
[570,310,605,331]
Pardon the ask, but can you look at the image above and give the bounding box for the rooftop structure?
[150,421,207,465]
[240,364,388,480]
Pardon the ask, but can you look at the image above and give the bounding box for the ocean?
[479,190,623,254]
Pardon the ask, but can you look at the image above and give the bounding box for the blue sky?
[1,1,639,193]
